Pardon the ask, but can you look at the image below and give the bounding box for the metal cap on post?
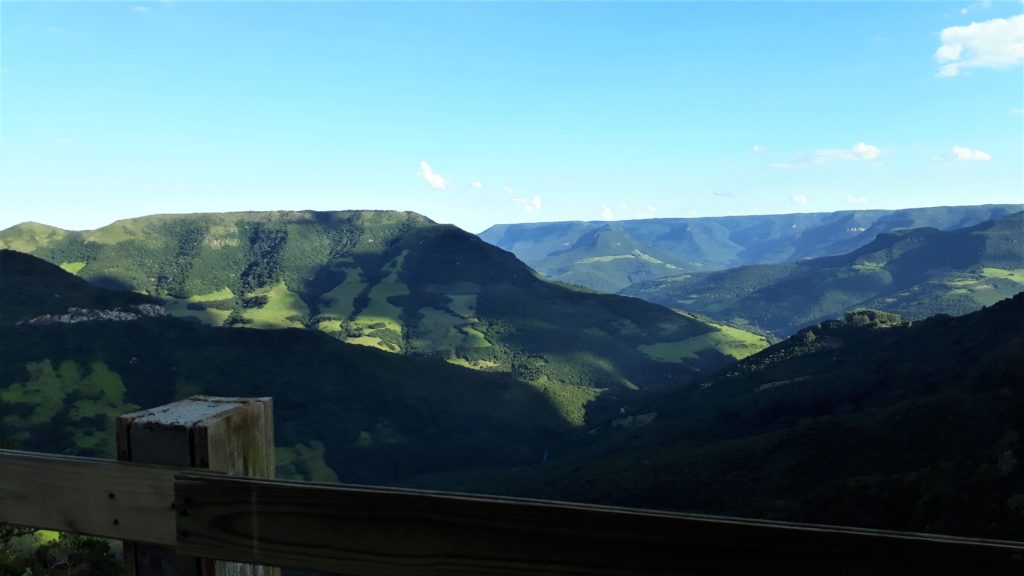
[117,396,278,576]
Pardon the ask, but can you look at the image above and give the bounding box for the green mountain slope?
[0,250,573,483]
[480,204,1022,293]
[0,211,768,423]
[621,212,1024,337]
[415,294,1024,540]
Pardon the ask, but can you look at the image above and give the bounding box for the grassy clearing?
[317,319,344,332]
[463,326,492,347]
[82,222,137,244]
[1,360,136,455]
[576,255,634,264]
[530,376,603,427]
[187,287,235,302]
[242,281,309,328]
[446,358,501,370]
[447,293,478,318]
[853,261,884,272]
[319,266,366,320]
[275,441,339,482]
[351,252,408,334]
[163,299,232,326]
[59,261,87,274]
[344,335,388,348]
[202,222,241,248]
[982,268,1024,283]
[0,222,68,252]
[640,322,768,362]
[412,307,468,349]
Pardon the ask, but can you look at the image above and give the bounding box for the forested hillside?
[480,204,1021,293]
[622,212,1024,336]
[0,212,767,426]
[414,293,1024,540]
[0,249,573,484]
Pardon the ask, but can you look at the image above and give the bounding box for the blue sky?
[2,1,1021,233]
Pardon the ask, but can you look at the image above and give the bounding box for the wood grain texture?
[191,397,278,576]
[0,448,177,546]
[118,395,277,576]
[175,474,1024,576]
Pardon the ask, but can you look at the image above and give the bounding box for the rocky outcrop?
[20,304,166,326]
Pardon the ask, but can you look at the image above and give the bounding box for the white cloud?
[752,144,765,153]
[812,142,881,163]
[634,205,657,219]
[961,0,993,16]
[416,161,448,190]
[514,196,542,213]
[55,137,73,145]
[132,6,150,13]
[769,142,883,169]
[471,181,483,189]
[1011,107,1023,116]
[846,195,868,204]
[600,205,614,220]
[935,15,1024,77]
[850,142,882,160]
[952,145,992,161]
[791,194,808,205]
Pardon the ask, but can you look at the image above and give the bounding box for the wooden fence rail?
[3,449,1023,576]
[2,396,1023,575]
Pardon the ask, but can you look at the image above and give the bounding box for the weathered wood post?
[117,396,279,576]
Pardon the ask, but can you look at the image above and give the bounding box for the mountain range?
[3,205,1024,541]
[480,204,1022,293]
[2,213,1023,539]
[0,211,768,426]
[623,211,1024,336]
[0,248,572,483]
[411,294,1024,539]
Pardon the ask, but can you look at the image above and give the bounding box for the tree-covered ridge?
[0,212,767,423]
[0,250,574,484]
[417,293,1024,541]
[0,249,155,325]
[621,212,1024,337]
[480,204,1022,293]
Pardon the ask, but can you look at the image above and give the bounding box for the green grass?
[639,323,769,362]
[982,268,1024,283]
[576,255,634,264]
[344,335,391,349]
[82,222,137,244]
[163,298,232,326]
[59,261,87,274]
[317,319,344,332]
[275,441,340,482]
[318,266,366,320]
[446,357,501,370]
[463,326,492,347]
[411,307,470,349]
[351,251,408,334]
[0,222,69,252]
[530,376,603,427]
[852,261,884,272]
[186,287,235,302]
[0,360,137,455]
[241,282,309,328]
[447,293,479,318]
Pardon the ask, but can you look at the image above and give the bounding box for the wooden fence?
[1,396,1022,575]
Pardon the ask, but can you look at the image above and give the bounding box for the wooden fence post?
[117,396,279,576]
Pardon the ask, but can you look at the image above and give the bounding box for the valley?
[1,205,1022,541]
